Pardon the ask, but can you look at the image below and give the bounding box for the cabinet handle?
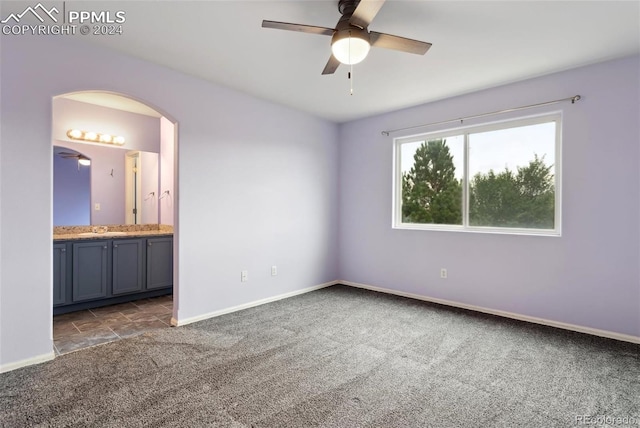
[103,246,107,249]
[114,244,118,248]
[61,249,66,252]
[148,243,152,247]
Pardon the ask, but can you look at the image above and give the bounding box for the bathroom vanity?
[53,226,173,315]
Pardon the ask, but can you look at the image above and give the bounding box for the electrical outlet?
[94,203,101,211]
[271,265,277,276]
[440,268,448,279]
[241,270,248,282]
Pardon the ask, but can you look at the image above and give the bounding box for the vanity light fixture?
[67,129,126,146]
[84,131,98,141]
[67,129,83,139]
[99,134,112,143]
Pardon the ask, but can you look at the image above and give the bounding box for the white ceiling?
[69,1,640,122]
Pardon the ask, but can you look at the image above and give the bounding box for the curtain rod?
[380,95,581,136]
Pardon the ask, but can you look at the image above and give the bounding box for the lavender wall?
[338,56,640,337]
[0,36,339,369]
[53,152,91,226]
[53,98,160,154]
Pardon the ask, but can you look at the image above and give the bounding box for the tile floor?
[53,295,173,355]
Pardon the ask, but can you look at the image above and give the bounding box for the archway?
[51,91,179,355]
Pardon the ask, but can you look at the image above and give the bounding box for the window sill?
[393,223,561,237]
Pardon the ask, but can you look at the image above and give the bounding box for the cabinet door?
[146,237,173,290]
[72,241,108,302]
[53,243,67,306]
[112,239,144,295]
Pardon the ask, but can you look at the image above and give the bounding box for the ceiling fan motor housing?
[332,0,371,65]
[332,25,370,45]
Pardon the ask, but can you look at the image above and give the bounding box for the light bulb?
[331,29,370,65]
[84,131,98,141]
[78,158,91,166]
[113,136,125,145]
[67,129,83,139]
[99,134,113,143]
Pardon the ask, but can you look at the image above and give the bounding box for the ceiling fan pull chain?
[349,32,354,95]
[349,65,354,96]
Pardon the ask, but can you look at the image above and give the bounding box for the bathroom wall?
[53,98,160,153]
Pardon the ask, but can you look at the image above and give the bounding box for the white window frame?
[392,112,562,236]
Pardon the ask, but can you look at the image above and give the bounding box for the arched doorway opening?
[51,91,179,355]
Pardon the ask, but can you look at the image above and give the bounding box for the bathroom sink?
[78,231,128,237]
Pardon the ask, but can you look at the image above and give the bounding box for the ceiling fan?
[262,0,432,75]
[58,151,91,166]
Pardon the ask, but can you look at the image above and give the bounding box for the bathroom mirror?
[52,92,171,228]
[53,143,159,226]
[53,146,91,226]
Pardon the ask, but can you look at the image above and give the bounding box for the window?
[394,114,561,235]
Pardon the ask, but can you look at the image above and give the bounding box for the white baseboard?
[0,351,55,374]
[173,280,338,327]
[340,280,640,344]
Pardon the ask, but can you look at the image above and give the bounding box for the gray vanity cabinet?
[146,237,173,290]
[112,239,144,295]
[72,241,109,302]
[53,243,67,306]
[54,235,173,315]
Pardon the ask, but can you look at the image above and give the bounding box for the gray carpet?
[1,285,638,427]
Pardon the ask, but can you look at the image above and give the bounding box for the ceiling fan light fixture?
[78,157,91,166]
[331,28,370,65]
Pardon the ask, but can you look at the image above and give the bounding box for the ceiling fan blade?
[349,0,385,29]
[262,20,334,36]
[322,55,340,75]
[369,31,432,55]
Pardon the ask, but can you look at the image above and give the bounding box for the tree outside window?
[397,116,558,233]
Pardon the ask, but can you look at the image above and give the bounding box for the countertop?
[54,230,173,242]
[53,224,173,242]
